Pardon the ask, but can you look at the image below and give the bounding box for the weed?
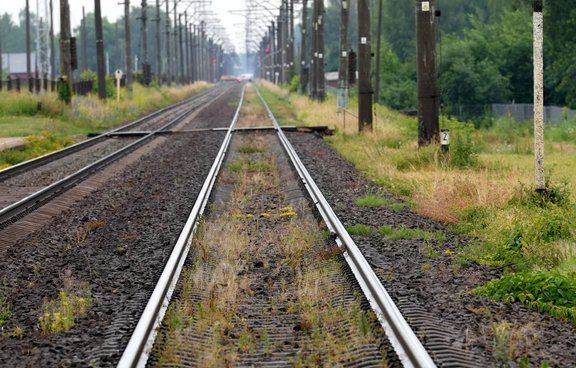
[355,193,408,210]
[238,327,257,353]
[238,145,266,154]
[38,289,92,335]
[345,224,377,236]
[0,294,12,328]
[492,321,512,363]
[473,271,576,322]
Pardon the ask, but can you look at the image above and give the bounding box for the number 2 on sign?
[422,2,430,11]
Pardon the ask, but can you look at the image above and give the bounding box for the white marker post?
[115,69,123,102]
[533,0,545,191]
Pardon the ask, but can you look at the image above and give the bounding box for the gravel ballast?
[0,89,240,366]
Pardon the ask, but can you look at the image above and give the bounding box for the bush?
[449,130,479,168]
[289,74,300,93]
[474,271,576,322]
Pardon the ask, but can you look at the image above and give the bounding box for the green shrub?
[289,74,300,93]
[473,271,576,322]
[449,130,479,168]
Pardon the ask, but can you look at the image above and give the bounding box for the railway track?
[116,85,439,367]
[2,83,572,367]
[0,84,234,244]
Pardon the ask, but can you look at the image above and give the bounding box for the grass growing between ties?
[0,82,208,168]
[155,88,386,365]
[257,82,576,332]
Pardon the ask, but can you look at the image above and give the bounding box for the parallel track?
[0,85,220,183]
[0,85,228,230]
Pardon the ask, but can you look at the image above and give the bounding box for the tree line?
[321,0,576,114]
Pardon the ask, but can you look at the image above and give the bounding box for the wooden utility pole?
[95,0,106,99]
[337,0,349,110]
[81,7,87,71]
[416,0,439,145]
[165,0,171,85]
[141,0,150,85]
[317,0,325,101]
[374,0,383,102]
[59,0,72,102]
[533,0,545,190]
[124,0,133,91]
[299,0,308,94]
[358,0,373,131]
[26,0,32,91]
[155,0,161,84]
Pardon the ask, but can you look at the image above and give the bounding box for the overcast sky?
[0,0,257,53]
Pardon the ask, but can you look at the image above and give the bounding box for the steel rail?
[0,89,219,229]
[0,85,218,182]
[117,85,247,368]
[255,86,437,368]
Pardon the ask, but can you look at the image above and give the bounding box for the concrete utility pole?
[337,0,350,110]
[310,1,317,97]
[95,0,106,99]
[288,0,295,80]
[184,12,190,83]
[124,0,133,91]
[277,10,284,84]
[416,0,439,145]
[299,0,308,94]
[374,0,383,102]
[178,14,184,83]
[26,0,32,91]
[358,0,373,131]
[0,22,3,82]
[81,7,87,71]
[316,0,325,101]
[60,0,72,102]
[155,0,161,84]
[165,0,171,85]
[49,0,55,79]
[533,0,545,190]
[173,0,179,83]
[141,0,150,85]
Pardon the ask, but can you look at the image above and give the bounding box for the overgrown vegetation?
[154,86,386,365]
[0,82,208,168]
[474,271,576,322]
[258,82,576,331]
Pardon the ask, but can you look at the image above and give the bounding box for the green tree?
[545,0,576,107]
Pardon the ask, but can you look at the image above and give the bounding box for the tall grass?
[0,82,209,168]
[258,82,576,324]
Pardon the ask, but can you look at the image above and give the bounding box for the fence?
[0,76,94,97]
[492,104,576,124]
[452,103,576,124]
